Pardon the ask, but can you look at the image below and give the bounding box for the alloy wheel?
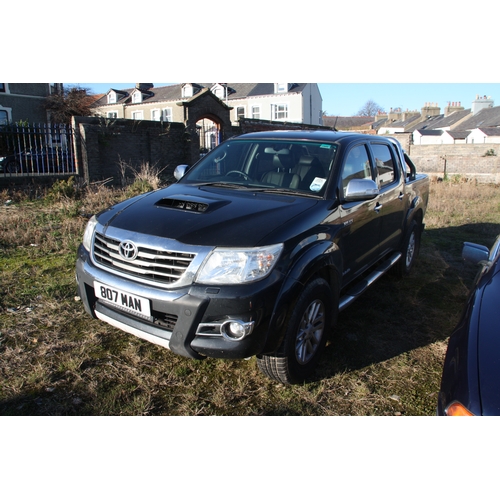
[295,299,326,365]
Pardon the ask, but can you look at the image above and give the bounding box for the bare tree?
[356,99,384,117]
[43,85,96,123]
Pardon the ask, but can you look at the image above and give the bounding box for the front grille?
[93,232,196,285]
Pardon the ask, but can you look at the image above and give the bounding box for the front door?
[337,144,381,283]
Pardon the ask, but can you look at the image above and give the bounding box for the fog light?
[221,320,255,341]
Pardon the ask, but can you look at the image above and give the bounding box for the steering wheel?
[226,170,251,180]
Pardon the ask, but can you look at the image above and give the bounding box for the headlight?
[82,215,98,252]
[196,243,283,284]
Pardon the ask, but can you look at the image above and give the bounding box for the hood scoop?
[155,195,229,213]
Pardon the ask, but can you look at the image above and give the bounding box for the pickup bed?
[76,130,429,384]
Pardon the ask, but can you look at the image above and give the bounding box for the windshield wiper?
[194,182,320,198]
[195,182,251,189]
[247,187,320,198]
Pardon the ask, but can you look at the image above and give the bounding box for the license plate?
[94,281,151,318]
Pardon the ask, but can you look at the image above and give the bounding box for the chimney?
[136,83,154,91]
[421,102,440,118]
[472,95,494,115]
[444,101,465,116]
[388,107,402,122]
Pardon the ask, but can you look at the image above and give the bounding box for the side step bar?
[339,252,402,312]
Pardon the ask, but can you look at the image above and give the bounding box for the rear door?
[369,141,406,256]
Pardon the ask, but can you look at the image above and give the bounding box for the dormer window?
[182,84,194,98]
[211,84,227,99]
[275,83,288,93]
[132,90,143,104]
[107,91,117,104]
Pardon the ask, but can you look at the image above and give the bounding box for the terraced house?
[0,83,63,125]
[91,83,323,126]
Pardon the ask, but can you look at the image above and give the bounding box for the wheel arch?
[262,242,341,353]
[405,196,424,229]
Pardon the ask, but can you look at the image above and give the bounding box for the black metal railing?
[0,123,76,176]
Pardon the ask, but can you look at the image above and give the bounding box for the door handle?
[398,192,404,200]
[374,203,382,213]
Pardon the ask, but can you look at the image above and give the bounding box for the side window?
[341,144,371,194]
[371,143,396,188]
[0,110,8,125]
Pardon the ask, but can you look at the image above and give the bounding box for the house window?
[107,111,118,119]
[132,91,142,104]
[0,105,11,124]
[273,103,288,120]
[182,84,193,98]
[132,111,143,120]
[107,92,117,104]
[151,109,161,121]
[236,107,245,120]
[163,108,172,122]
[212,84,226,99]
[275,83,288,93]
[252,106,260,119]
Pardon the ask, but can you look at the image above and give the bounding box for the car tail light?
[445,402,475,416]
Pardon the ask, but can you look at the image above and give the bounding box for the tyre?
[395,219,421,277]
[257,278,334,384]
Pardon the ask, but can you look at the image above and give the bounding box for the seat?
[293,155,324,190]
[262,171,300,189]
[272,149,294,172]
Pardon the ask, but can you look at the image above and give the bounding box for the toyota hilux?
[76,130,429,384]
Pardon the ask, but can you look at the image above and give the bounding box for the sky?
[69,82,500,117]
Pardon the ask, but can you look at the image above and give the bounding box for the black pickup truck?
[76,130,429,384]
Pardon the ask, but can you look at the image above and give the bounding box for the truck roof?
[232,129,398,146]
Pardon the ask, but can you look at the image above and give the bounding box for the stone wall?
[379,134,500,182]
[73,116,190,185]
[408,143,500,181]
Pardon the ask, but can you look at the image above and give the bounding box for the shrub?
[45,176,79,202]
[121,160,167,196]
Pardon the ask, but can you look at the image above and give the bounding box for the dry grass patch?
[1,178,500,415]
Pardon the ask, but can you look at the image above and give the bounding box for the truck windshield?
[180,139,338,196]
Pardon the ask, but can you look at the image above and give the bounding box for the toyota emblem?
[119,240,138,261]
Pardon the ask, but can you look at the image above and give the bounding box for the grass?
[1,176,499,415]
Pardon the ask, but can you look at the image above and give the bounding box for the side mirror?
[174,164,190,180]
[344,178,379,201]
[462,242,490,265]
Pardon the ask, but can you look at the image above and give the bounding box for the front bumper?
[76,245,283,360]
